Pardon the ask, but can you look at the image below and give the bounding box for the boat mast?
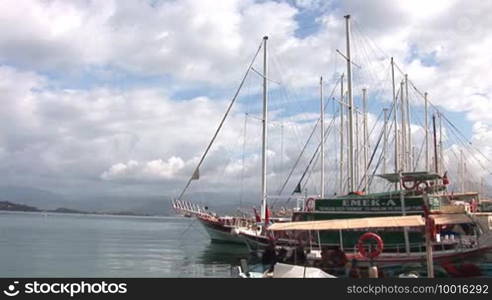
[391,57,399,188]
[432,114,439,174]
[345,15,355,192]
[405,74,411,169]
[424,92,429,171]
[439,112,444,174]
[339,74,345,195]
[260,36,268,222]
[362,88,368,192]
[400,80,406,172]
[320,76,325,198]
[355,108,360,187]
[383,108,388,174]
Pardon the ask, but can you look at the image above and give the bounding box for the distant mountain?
[0,186,174,215]
[0,200,153,217]
[66,192,257,216]
[0,185,270,216]
[0,186,69,210]
[0,201,40,212]
[64,195,173,216]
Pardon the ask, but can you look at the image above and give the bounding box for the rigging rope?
[177,40,264,200]
[293,109,339,197]
[277,76,342,195]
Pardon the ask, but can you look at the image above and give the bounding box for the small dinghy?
[272,263,337,278]
[237,261,336,278]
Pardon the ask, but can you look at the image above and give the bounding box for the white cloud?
[0,0,302,85]
[101,157,187,181]
[1,0,492,199]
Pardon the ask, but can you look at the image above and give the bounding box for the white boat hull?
[197,216,245,245]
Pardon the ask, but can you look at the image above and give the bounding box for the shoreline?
[0,209,173,220]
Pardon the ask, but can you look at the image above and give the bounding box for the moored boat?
[238,209,492,278]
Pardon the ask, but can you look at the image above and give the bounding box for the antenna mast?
[344,15,355,192]
[260,36,268,222]
[320,76,325,198]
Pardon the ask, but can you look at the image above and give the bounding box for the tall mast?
[383,108,388,174]
[362,88,368,192]
[405,74,411,169]
[391,57,399,188]
[398,112,410,253]
[346,98,350,190]
[260,36,268,222]
[320,76,325,198]
[339,74,345,195]
[355,108,360,187]
[439,112,444,174]
[424,92,429,171]
[400,80,406,172]
[432,114,439,174]
[345,15,355,192]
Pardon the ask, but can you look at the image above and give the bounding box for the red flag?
[471,198,478,212]
[253,208,261,222]
[442,171,450,185]
[265,206,271,224]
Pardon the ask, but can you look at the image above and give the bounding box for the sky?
[1,0,492,205]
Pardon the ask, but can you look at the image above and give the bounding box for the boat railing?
[351,235,479,256]
[171,199,215,218]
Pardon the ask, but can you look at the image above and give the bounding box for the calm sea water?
[0,211,249,277]
[3,211,492,278]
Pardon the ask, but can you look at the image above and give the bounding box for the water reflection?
[199,242,250,265]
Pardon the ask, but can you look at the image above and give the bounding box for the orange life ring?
[357,232,384,259]
[304,198,316,212]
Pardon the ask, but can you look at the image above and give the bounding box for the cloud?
[1,0,492,201]
[0,0,301,85]
[101,157,188,181]
[0,65,247,194]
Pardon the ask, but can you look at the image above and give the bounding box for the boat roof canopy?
[430,213,473,225]
[267,215,425,231]
[268,213,476,231]
[378,171,440,183]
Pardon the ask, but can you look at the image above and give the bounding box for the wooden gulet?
[172,15,492,274]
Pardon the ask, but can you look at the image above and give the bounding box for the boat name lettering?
[341,199,397,207]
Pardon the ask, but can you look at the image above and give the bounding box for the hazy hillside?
[0,186,278,216]
[0,186,69,209]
